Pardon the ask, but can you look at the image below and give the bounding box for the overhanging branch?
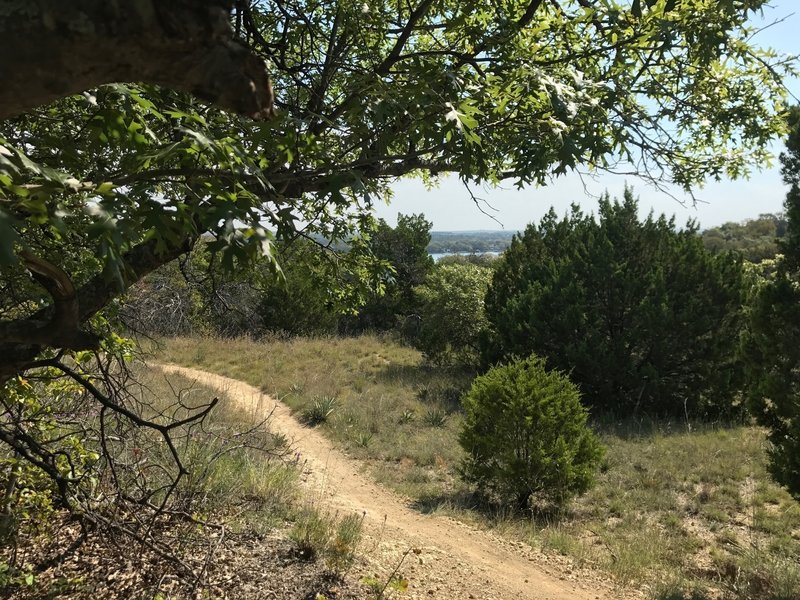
[0,0,275,120]
[0,234,196,386]
[0,250,102,352]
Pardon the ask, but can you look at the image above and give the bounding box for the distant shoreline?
[427,230,515,255]
[430,250,501,261]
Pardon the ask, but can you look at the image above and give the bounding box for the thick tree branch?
[0,0,274,120]
[0,234,195,386]
[0,250,102,351]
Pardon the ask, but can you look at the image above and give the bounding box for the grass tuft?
[302,395,338,426]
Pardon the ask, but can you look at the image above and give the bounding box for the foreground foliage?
[0,367,363,597]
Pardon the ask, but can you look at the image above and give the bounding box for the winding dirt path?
[158,364,627,600]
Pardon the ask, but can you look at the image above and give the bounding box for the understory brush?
[1,365,363,598]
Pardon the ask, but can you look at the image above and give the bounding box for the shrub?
[413,263,493,367]
[482,189,747,418]
[459,355,604,510]
[302,396,337,426]
[741,269,800,499]
[422,407,448,428]
[289,507,364,573]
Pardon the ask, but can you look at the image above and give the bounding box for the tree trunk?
[0,234,195,386]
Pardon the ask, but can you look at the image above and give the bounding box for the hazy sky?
[377,2,800,232]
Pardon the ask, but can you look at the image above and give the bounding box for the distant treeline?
[427,230,517,254]
[700,213,786,262]
[429,213,787,262]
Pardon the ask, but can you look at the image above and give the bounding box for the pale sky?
[378,1,800,231]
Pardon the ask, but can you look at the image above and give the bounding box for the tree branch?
[0,234,196,386]
[0,0,275,121]
[0,250,103,351]
[376,0,436,75]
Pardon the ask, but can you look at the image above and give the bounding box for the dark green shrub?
[740,107,800,499]
[741,270,800,499]
[482,189,747,418]
[459,355,604,510]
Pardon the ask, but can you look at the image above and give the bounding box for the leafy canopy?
[413,262,493,367]
[0,0,793,373]
[348,213,434,331]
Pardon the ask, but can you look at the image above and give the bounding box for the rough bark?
[0,250,102,351]
[0,0,274,120]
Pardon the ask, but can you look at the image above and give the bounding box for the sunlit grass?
[160,334,469,495]
[135,364,363,568]
[160,335,800,598]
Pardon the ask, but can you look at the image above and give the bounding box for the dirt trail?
[158,364,626,600]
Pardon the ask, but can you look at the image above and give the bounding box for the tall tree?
[352,213,434,331]
[741,106,800,498]
[483,190,748,417]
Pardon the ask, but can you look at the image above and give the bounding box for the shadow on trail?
[409,489,486,515]
[408,489,570,525]
[590,413,748,441]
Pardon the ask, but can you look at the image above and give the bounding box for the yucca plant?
[301,396,337,426]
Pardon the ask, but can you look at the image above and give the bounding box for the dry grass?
[137,366,364,572]
[160,334,470,500]
[160,335,800,599]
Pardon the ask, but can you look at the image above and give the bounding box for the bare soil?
[160,364,635,600]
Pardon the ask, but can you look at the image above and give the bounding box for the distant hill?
[700,213,786,263]
[428,230,518,254]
